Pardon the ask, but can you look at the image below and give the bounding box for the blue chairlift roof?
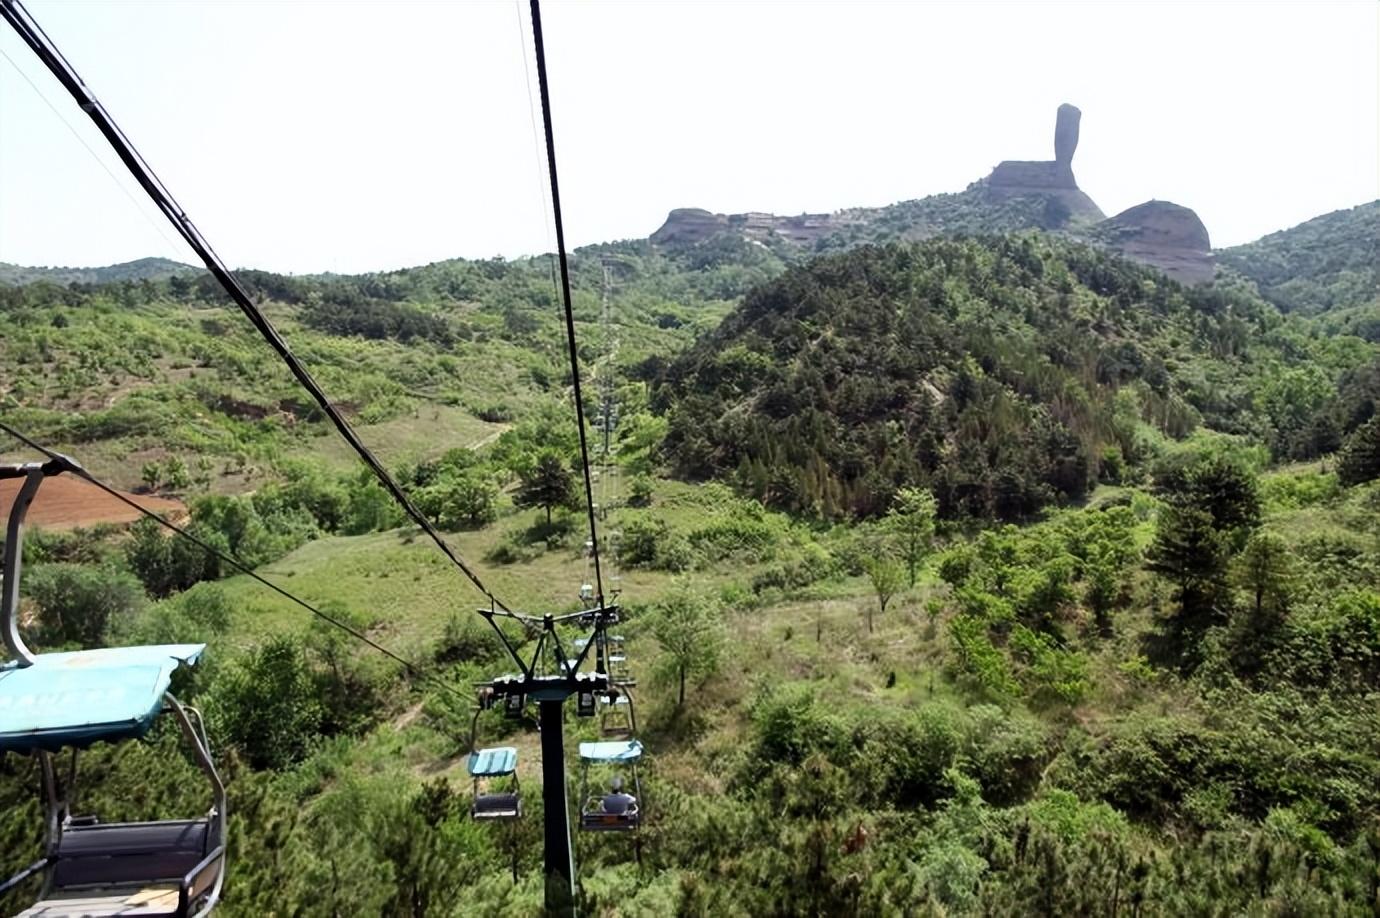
[579,739,642,762]
[468,746,518,776]
[0,644,204,754]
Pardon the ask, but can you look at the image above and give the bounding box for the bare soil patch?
[0,474,187,531]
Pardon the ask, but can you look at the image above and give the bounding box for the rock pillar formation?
[983,104,1104,223]
[1054,103,1081,175]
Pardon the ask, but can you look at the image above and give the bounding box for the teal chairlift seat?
[466,700,521,821]
[0,462,226,918]
[577,739,643,833]
[468,746,521,820]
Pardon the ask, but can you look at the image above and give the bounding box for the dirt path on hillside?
[467,425,510,451]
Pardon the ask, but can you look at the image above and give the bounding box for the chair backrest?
[52,819,210,889]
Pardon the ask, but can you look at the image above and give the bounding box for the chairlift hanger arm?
[0,454,75,479]
[0,855,50,897]
[477,608,531,678]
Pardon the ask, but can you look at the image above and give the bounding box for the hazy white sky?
[1,0,1376,274]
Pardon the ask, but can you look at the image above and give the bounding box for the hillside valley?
[2,142,1380,914]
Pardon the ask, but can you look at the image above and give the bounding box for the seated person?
[601,776,637,815]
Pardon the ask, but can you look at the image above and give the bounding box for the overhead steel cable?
[528,0,604,608]
[0,420,478,700]
[0,0,510,613]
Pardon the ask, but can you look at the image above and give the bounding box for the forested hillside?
[3,208,1380,915]
[657,235,1378,519]
[0,256,199,286]
[1216,201,1380,320]
[0,241,766,494]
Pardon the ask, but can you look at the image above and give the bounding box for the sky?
[0,0,1376,275]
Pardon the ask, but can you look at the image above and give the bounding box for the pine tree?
[513,450,575,525]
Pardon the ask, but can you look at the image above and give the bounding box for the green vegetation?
[658,235,1377,519]
[3,205,1380,914]
[0,256,198,286]
[1216,200,1379,318]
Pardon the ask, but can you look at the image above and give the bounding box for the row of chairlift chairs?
[467,592,644,837]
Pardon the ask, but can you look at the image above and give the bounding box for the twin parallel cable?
[0,420,480,702]
[528,0,605,609]
[0,0,509,614]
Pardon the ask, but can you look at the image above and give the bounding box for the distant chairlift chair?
[0,462,227,918]
[577,740,644,833]
[599,690,636,740]
[608,649,632,686]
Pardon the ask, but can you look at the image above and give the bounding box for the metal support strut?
[3,461,65,666]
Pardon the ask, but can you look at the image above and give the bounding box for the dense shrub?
[24,563,144,648]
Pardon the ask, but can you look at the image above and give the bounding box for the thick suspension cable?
[528,0,604,608]
[0,0,509,613]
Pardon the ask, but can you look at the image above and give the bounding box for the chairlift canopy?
[0,644,205,754]
[579,739,642,763]
[468,746,518,777]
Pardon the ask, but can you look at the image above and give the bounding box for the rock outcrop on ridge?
[650,104,1219,285]
[980,103,1105,223]
[1095,201,1215,285]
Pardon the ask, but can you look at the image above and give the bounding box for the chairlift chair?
[608,650,632,685]
[0,646,227,918]
[577,740,643,833]
[598,690,636,739]
[1,463,226,918]
[467,746,521,821]
[466,705,521,821]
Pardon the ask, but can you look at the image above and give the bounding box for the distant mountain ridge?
[0,256,199,286]
[650,104,1217,285]
[1216,201,1379,315]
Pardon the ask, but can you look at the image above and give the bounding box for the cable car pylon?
[468,604,620,915]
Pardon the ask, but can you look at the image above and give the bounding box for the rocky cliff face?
[649,104,1218,285]
[1095,201,1214,285]
[649,208,730,246]
[650,207,857,248]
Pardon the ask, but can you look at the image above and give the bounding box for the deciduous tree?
[885,487,937,588]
